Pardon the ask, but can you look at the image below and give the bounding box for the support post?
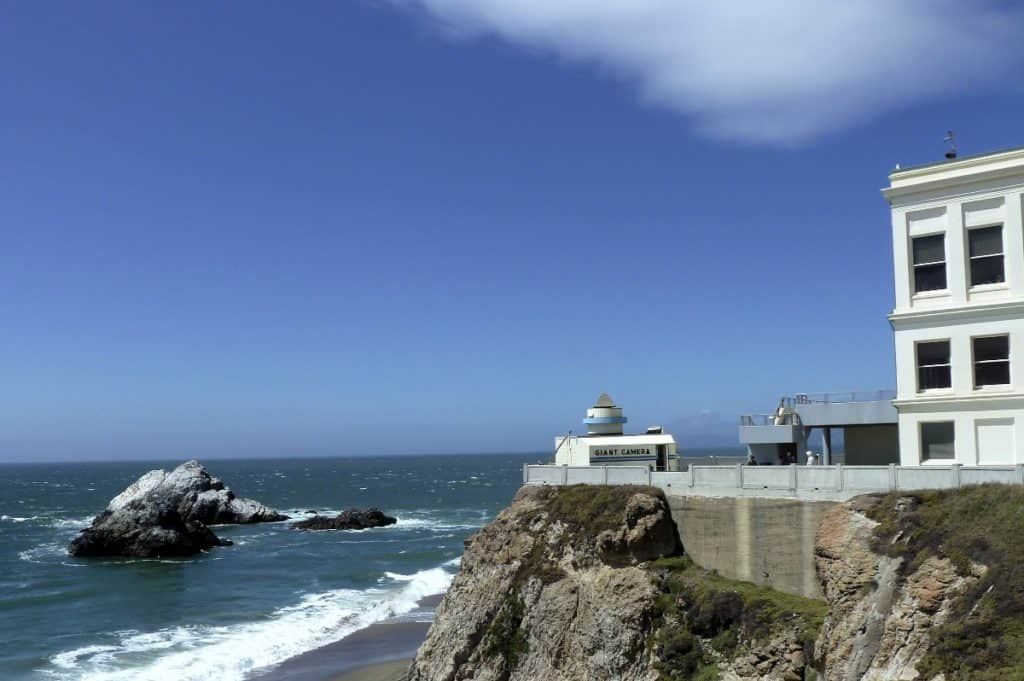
[603,465,609,485]
[822,427,832,466]
[790,463,797,491]
[523,463,528,485]
[888,463,897,491]
[561,466,569,486]
[736,463,743,489]
[836,463,844,492]
[952,463,962,488]
[1018,463,1024,485]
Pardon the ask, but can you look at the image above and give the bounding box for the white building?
[554,393,678,470]
[884,146,1024,465]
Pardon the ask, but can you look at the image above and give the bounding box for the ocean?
[0,454,541,681]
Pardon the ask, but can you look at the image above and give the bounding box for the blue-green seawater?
[0,454,539,680]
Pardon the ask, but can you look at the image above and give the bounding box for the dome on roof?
[594,393,616,408]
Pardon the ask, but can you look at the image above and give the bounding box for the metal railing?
[523,463,1024,496]
[790,390,896,405]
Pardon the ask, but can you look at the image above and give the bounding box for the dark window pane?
[974,336,1009,362]
[921,422,955,460]
[969,226,1003,257]
[976,361,1010,387]
[970,255,1005,286]
[913,234,945,264]
[915,263,947,292]
[919,365,951,390]
[917,341,950,365]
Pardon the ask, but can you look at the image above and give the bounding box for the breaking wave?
[41,564,455,681]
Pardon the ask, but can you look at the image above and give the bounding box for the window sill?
[916,388,954,396]
[969,283,1009,293]
[912,290,951,300]
[973,384,1013,393]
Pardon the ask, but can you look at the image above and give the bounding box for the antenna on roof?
[944,130,958,160]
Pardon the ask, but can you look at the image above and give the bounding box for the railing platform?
[523,464,1024,501]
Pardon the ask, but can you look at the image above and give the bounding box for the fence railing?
[790,390,896,405]
[523,464,1024,495]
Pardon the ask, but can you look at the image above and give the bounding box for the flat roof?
[890,143,1024,176]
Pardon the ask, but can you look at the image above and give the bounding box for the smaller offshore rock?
[292,508,397,531]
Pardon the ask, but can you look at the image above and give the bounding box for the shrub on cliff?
[649,556,825,681]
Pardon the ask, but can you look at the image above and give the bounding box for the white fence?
[523,464,1024,496]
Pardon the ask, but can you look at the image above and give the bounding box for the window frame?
[972,333,1011,389]
[920,421,956,463]
[967,223,1006,289]
[915,339,952,392]
[911,233,948,294]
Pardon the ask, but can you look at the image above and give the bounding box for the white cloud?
[389,1,1024,144]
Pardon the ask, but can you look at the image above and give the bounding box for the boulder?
[293,508,397,531]
[106,460,289,525]
[69,499,229,558]
[69,460,287,558]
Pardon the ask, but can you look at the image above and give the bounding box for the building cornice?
[889,300,1024,329]
[882,147,1024,203]
[894,392,1024,409]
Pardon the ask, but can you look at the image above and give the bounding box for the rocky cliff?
[815,487,1024,681]
[411,484,1024,681]
[408,485,823,681]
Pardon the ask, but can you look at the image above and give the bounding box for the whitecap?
[1,514,40,523]
[43,564,454,681]
[19,543,65,564]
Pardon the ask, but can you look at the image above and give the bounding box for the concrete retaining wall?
[667,495,834,599]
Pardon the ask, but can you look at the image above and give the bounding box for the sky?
[2,2,1024,462]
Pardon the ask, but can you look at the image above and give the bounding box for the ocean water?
[0,454,539,681]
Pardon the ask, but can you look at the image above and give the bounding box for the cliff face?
[815,488,1024,681]
[408,485,678,681]
[413,484,1024,681]
[408,485,823,681]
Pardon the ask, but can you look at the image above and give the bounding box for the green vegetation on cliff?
[868,485,1024,681]
[648,556,826,681]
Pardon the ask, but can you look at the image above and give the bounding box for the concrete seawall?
[666,494,837,599]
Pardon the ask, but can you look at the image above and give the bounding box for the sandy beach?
[329,659,411,681]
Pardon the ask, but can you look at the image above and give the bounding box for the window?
[973,335,1010,387]
[912,234,946,293]
[921,421,955,461]
[917,340,951,390]
[968,225,1005,286]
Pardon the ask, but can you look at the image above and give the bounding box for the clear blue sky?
[3,2,1023,462]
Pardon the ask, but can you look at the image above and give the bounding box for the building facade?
[554,393,678,470]
[885,146,1024,465]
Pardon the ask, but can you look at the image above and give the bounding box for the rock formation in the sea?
[69,460,288,558]
[292,508,397,531]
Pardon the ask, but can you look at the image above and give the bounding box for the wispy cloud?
[388,1,1024,144]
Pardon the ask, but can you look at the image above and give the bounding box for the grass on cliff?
[512,484,669,587]
[541,484,664,536]
[647,555,826,681]
[867,484,1024,681]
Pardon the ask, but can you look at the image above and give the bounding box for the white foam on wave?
[18,542,65,564]
[2,514,42,523]
[42,564,456,681]
[393,517,483,532]
[49,516,95,530]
